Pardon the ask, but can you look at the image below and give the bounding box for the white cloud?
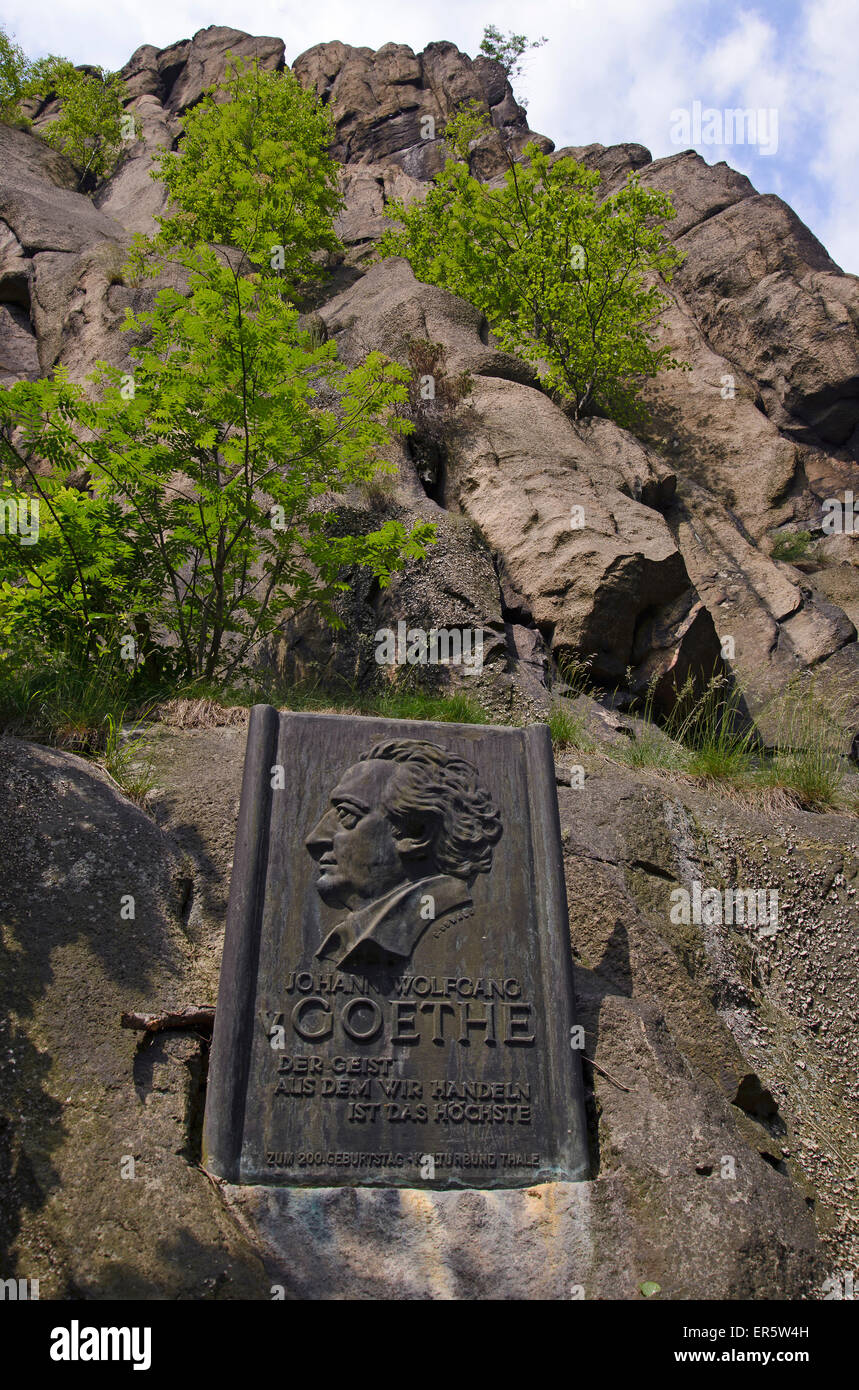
[700,11,777,96]
[1,0,856,270]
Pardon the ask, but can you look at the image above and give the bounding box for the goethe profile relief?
[304,738,503,971]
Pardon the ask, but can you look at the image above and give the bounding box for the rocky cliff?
[4,24,859,722]
[1,25,858,1300]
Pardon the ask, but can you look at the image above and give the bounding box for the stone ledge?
[223,1181,593,1300]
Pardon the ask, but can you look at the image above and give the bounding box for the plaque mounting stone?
[203,706,589,1188]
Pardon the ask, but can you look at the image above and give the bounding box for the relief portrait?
[304,738,503,971]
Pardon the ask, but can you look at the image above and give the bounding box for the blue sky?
[2,0,856,272]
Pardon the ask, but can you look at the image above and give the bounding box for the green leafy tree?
[379,108,686,423]
[0,247,434,681]
[149,56,342,287]
[36,63,129,188]
[478,25,547,81]
[0,26,29,120]
[0,26,132,187]
[0,475,153,662]
[1,55,436,685]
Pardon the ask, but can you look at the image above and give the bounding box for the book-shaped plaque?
[203,707,589,1188]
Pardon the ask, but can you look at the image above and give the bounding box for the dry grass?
[152,697,250,729]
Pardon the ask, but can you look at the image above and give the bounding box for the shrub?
[770,529,813,564]
[379,106,686,425]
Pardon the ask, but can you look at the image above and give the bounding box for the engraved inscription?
[203,710,588,1188]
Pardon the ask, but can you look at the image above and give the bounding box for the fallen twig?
[582,1053,631,1092]
[121,1006,215,1035]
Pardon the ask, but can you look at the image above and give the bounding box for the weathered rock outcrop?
[4,25,859,719]
[671,195,859,448]
[293,39,551,179]
[0,736,268,1298]
[447,374,713,691]
[119,26,285,114]
[315,258,724,703]
[667,482,858,725]
[0,124,136,381]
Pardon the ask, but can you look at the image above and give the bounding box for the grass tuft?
[0,641,155,803]
[755,676,850,811]
[547,702,586,749]
[666,673,758,781]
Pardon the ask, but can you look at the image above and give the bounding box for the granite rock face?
[314,258,725,704]
[118,26,285,114]
[3,26,859,718]
[292,39,551,178]
[0,736,268,1298]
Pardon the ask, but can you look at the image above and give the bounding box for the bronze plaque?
[203,707,588,1188]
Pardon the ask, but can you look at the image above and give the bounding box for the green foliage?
[0,636,154,801]
[765,740,842,810]
[0,633,131,745]
[0,25,131,187]
[556,652,594,698]
[478,25,547,81]
[37,64,129,187]
[161,676,489,726]
[613,673,687,771]
[770,528,813,563]
[0,476,153,661]
[547,702,586,749]
[149,56,342,285]
[0,26,29,120]
[379,109,685,424]
[617,671,758,778]
[758,675,850,810]
[613,668,855,812]
[437,98,488,163]
[1,50,438,690]
[366,687,487,724]
[0,246,434,682]
[666,673,758,781]
[616,724,682,771]
[101,712,156,804]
